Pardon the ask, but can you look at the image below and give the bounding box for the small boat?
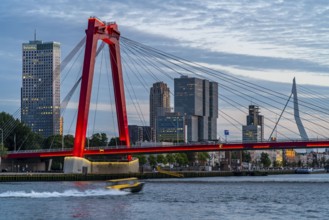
[105,177,144,193]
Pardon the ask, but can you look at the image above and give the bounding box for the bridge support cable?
[1,108,21,140]
[126,38,326,139]
[120,53,152,128]
[123,39,297,140]
[121,37,290,100]
[268,92,293,141]
[122,37,329,138]
[123,37,329,116]
[61,41,106,115]
[121,42,206,142]
[61,37,86,84]
[120,42,163,82]
[61,77,82,115]
[218,110,243,131]
[120,45,159,92]
[90,49,104,141]
[220,95,295,140]
[122,37,329,121]
[121,40,182,81]
[115,43,154,141]
[121,44,189,140]
[123,38,297,115]
[298,86,329,115]
[219,80,327,138]
[103,50,119,146]
[1,37,86,148]
[61,37,86,73]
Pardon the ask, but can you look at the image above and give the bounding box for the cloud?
[2,0,329,141]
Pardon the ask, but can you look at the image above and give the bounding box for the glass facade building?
[174,76,218,142]
[156,113,185,143]
[21,40,61,137]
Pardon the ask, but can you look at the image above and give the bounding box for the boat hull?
[121,182,144,193]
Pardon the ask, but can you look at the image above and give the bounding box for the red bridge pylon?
[73,17,131,160]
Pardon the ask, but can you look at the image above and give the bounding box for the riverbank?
[0,170,301,182]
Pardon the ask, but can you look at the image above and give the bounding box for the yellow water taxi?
[106,177,144,193]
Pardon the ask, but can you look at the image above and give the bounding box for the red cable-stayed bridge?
[2,17,329,164]
[6,139,329,159]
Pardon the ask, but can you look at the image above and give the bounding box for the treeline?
[135,152,211,167]
[0,112,120,151]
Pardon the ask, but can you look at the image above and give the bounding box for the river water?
[0,174,328,220]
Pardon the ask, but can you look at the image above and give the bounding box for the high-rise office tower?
[174,76,218,142]
[21,38,61,137]
[242,105,264,142]
[149,82,170,141]
[246,105,264,140]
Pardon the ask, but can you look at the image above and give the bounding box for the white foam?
[0,188,129,198]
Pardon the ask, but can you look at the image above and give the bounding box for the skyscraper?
[149,82,170,141]
[242,105,264,142]
[21,39,61,137]
[174,76,218,142]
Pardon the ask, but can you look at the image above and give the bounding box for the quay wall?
[0,170,298,182]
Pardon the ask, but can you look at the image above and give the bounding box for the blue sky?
[1,0,329,140]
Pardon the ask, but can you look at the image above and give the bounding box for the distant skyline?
[1,0,329,140]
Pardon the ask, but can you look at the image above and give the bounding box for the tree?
[148,155,157,167]
[64,134,74,148]
[0,146,8,158]
[197,152,210,166]
[242,151,251,163]
[43,135,63,149]
[273,160,282,168]
[90,133,108,147]
[166,154,175,166]
[186,152,197,165]
[108,137,120,146]
[0,112,43,151]
[156,154,167,165]
[297,160,302,167]
[135,155,147,166]
[260,152,271,168]
[175,153,188,166]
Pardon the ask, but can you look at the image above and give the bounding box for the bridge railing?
[7,138,329,155]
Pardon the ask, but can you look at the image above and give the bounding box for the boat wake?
[0,189,129,198]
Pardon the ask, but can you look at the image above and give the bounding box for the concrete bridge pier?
[63,156,139,174]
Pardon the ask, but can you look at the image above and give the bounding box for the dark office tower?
[149,82,170,141]
[246,105,264,140]
[128,125,143,145]
[128,125,152,145]
[174,76,218,142]
[242,105,264,142]
[21,39,61,137]
[208,81,218,140]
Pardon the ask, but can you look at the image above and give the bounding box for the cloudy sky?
[1,0,329,140]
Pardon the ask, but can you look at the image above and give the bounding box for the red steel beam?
[73,18,102,157]
[107,26,131,160]
[73,18,131,159]
[7,140,329,159]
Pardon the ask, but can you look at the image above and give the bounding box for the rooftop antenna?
[34,29,36,41]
